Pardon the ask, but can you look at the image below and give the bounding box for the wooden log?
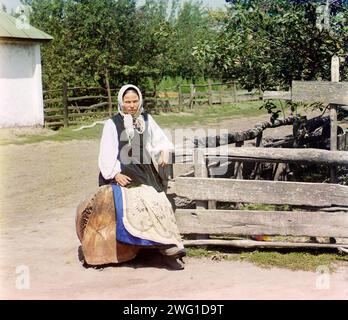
[182,239,348,250]
[204,147,348,166]
[175,209,348,238]
[194,116,297,147]
[76,185,139,265]
[170,178,348,207]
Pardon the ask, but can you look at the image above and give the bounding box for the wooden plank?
[67,95,108,102]
[292,81,348,105]
[45,103,108,113]
[170,178,348,207]
[330,106,338,183]
[263,91,291,100]
[175,209,348,238]
[204,147,348,166]
[194,148,208,209]
[182,239,348,249]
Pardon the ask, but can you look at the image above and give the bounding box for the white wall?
[0,41,44,128]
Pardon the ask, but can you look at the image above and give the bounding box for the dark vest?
[98,112,163,192]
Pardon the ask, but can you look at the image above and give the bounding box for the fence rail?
[163,140,348,247]
[43,80,261,128]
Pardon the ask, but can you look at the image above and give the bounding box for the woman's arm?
[98,119,122,180]
[147,115,174,163]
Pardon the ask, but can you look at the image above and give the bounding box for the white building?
[0,10,52,128]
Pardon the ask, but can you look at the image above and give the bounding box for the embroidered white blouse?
[98,115,174,180]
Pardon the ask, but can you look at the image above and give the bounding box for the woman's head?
[118,84,143,116]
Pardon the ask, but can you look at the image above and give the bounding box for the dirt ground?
[1,111,348,300]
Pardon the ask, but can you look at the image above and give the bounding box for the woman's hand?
[114,173,132,187]
[158,150,169,167]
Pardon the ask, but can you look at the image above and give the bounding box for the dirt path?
[1,111,347,300]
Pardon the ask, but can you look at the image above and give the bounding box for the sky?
[1,0,227,12]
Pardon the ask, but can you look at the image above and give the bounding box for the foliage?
[21,0,220,91]
[194,0,348,90]
[19,0,348,97]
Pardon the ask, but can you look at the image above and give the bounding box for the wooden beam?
[183,239,348,250]
[194,148,208,209]
[292,81,348,105]
[263,91,291,100]
[203,146,348,166]
[175,209,348,238]
[170,178,348,207]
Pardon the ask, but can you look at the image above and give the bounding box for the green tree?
[194,0,348,90]
[172,1,218,82]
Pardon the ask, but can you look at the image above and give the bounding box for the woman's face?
[122,90,140,115]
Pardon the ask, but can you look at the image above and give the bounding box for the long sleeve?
[146,114,174,158]
[98,119,121,180]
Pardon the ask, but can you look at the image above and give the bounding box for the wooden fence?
[164,148,348,249]
[43,81,261,128]
[159,116,348,249]
[152,81,262,109]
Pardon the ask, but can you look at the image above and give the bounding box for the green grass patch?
[186,247,348,272]
[241,203,292,211]
[0,123,104,145]
[153,100,266,128]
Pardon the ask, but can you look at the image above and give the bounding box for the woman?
[96,84,185,270]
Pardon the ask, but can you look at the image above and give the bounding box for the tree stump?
[75,185,139,266]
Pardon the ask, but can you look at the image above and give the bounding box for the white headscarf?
[117,84,145,144]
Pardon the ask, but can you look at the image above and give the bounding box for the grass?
[0,122,104,145]
[185,247,348,272]
[0,101,266,145]
[153,100,265,127]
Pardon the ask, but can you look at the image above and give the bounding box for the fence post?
[330,55,339,183]
[105,69,113,117]
[208,79,213,106]
[234,141,244,209]
[62,81,69,128]
[189,84,195,109]
[178,84,183,107]
[193,147,210,240]
[234,82,238,103]
[194,148,208,209]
